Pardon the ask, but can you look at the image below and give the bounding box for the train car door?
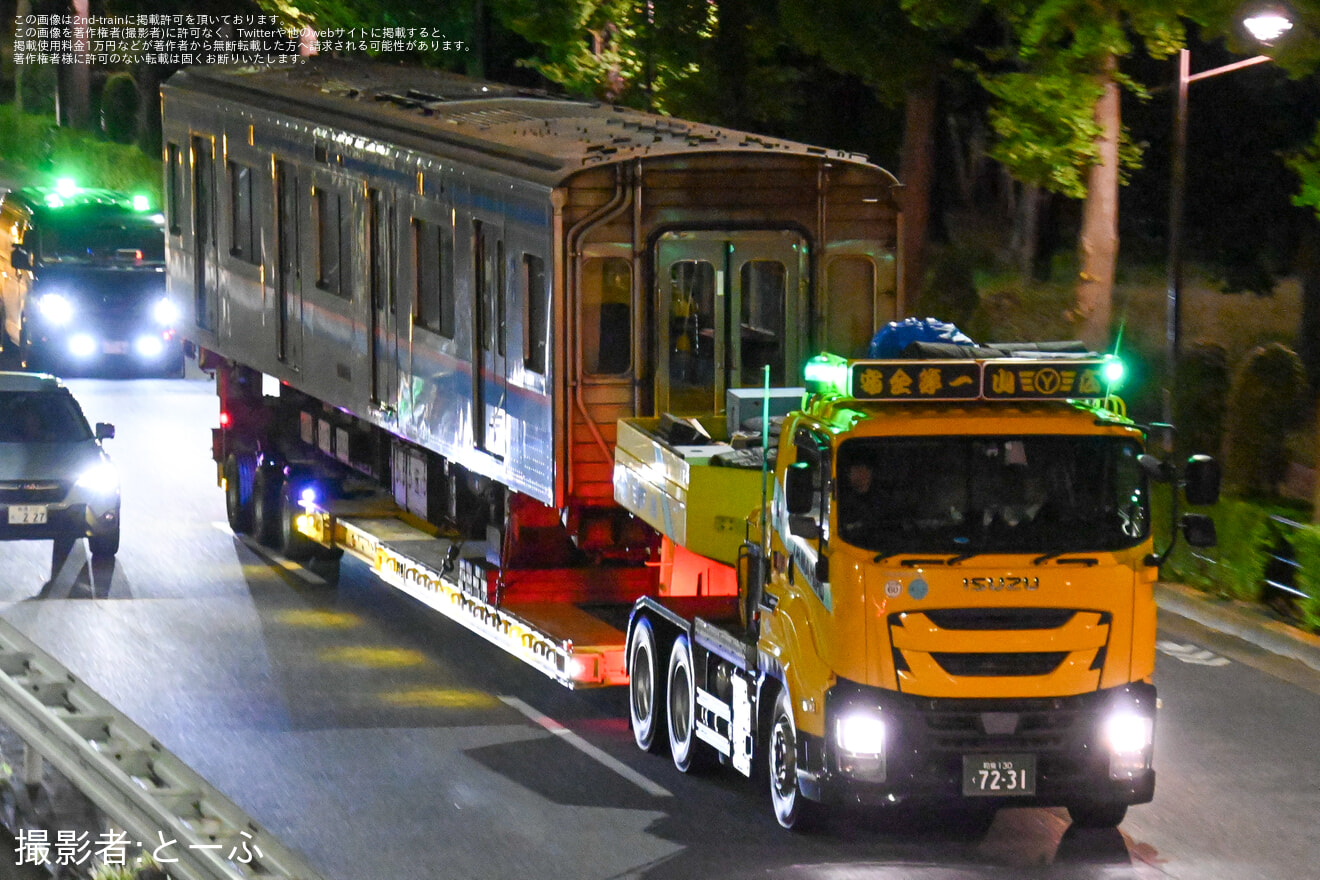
[190,135,219,332]
[473,218,508,459]
[655,229,806,415]
[274,160,303,370]
[368,188,398,409]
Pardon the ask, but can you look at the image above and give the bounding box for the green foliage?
[916,248,980,328]
[1162,497,1275,601]
[1173,341,1230,460]
[0,105,161,201]
[100,72,139,144]
[1221,343,1308,497]
[1287,122,1320,219]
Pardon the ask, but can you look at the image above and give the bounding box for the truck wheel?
[667,634,709,773]
[1067,802,1128,828]
[628,617,667,754]
[251,464,283,548]
[278,476,317,562]
[768,686,823,830]
[224,453,256,534]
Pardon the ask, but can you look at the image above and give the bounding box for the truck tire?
[1067,802,1127,828]
[768,685,823,831]
[224,453,256,534]
[628,616,667,754]
[666,634,710,773]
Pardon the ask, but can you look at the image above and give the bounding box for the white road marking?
[499,695,672,798]
[1156,640,1231,666]
[213,522,326,585]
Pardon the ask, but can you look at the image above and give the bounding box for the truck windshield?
[836,435,1148,556]
[36,214,165,264]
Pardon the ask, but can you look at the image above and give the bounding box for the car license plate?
[962,754,1036,796]
[103,340,129,355]
[7,505,48,525]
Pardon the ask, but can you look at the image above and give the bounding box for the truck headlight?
[75,461,120,497]
[835,709,887,781]
[153,296,180,326]
[1103,709,1154,779]
[39,293,74,325]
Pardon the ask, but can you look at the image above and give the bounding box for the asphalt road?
[0,375,1317,880]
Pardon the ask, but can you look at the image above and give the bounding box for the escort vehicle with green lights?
[0,182,184,376]
[617,344,1220,829]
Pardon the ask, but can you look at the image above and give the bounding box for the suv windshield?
[35,210,165,264]
[0,391,94,442]
[836,435,1148,556]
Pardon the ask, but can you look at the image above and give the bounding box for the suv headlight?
[75,461,120,497]
[38,293,74,325]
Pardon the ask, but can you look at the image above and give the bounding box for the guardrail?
[1263,514,1313,603]
[0,618,328,880]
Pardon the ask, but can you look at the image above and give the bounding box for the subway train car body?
[161,59,900,620]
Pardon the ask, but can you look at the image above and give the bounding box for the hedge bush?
[1221,343,1307,497]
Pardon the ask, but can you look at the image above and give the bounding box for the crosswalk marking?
[1156,640,1231,666]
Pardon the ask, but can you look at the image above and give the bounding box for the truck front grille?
[931,651,1068,677]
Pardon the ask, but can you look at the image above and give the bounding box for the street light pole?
[1162,49,1276,425]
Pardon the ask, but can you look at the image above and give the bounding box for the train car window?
[670,260,715,406]
[523,254,547,374]
[413,217,454,338]
[228,161,257,264]
[475,222,504,356]
[311,186,348,299]
[582,257,631,375]
[825,256,877,357]
[166,143,182,236]
[740,260,786,385]
[495,239,506,357]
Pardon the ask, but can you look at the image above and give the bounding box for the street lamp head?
[1243,8,1293,43]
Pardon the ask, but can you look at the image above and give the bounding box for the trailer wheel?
[223,453,256,534]
[667,634,709,773]
[768,685,823,831]
[628,617,667,754]
[251,463,282,548]
[1067,802,1127,829]
[279,475,317,562]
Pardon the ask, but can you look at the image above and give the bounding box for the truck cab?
[620,347,1219,829]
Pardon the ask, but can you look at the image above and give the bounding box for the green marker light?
[1102,357,1125,387]
[804,353,849,396]
[132,194,151,212]
[55,177,78,198]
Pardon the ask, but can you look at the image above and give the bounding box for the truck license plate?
[103,340,129,355]
[962,754,1036,796]
[7,505,48,525]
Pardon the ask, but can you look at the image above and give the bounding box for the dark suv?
[0,184,185,376]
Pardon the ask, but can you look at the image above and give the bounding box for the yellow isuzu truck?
[617,346,1219,829]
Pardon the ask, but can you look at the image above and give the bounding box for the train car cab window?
[825,256,876,357]
[523,254,547,374]
[166,143,183,235]
[413,218,454,338]
[582,257,631,375]
[740,260,786,385]
[228,161,257,264]
[669,260,715,408]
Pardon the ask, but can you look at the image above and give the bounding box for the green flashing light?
[803,353,849,396]
[132,194,151,212]
[55,177,78,198]
[43,193,64,208]
[1102,356,1125,387]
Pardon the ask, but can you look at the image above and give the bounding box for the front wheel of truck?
[767,685,824,831]
[1067,801,1128,828]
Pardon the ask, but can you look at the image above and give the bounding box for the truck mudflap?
[299,511,635,688]
[796,680,1158,809]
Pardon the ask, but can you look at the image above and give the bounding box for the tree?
[911,0,1192,349]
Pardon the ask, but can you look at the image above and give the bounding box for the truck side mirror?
[95,422,115,440]
[1183,455,1220,506]
[787,514,820,539]
[784,462,813,515]
[1138,453,1169,482]
[1181,513,1217,548]
[11,247,30,271]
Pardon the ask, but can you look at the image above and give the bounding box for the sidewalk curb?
[1156,581,1320,674]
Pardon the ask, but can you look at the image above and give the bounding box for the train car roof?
[164,59,899,189]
